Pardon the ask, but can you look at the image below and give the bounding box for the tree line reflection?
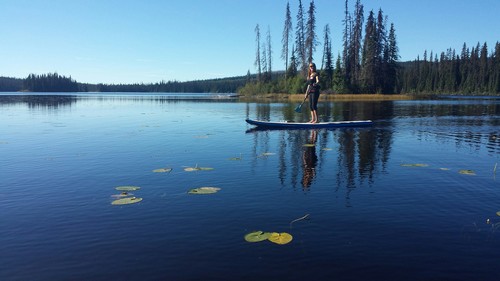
[248,126,394,192]
[246,99,500,192]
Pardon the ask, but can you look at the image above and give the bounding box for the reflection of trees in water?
[247,100,395,194]
[0,95,77,109]
[247,127,393,194]
[398,102,500,154]
[335,128,393,192]
[0,94,238,110]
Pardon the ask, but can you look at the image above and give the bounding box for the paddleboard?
[245,118,373,129]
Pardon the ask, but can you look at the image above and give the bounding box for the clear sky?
[1,0,498,84]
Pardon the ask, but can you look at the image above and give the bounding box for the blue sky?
[1,0,498,84]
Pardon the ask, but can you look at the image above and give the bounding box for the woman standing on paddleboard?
[306,63,320,123]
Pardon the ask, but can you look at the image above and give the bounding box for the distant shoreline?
[238,93,418,102]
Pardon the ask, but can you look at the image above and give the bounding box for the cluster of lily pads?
[244,231,293,245]
[111,163,223,205]
[111,186,143,205]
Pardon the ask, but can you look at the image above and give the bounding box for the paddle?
[295,85,311,113]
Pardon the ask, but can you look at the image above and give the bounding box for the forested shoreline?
[0,0,498,95]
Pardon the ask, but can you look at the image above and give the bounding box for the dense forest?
[243,0,499,95]
[0,0,498,95]
[400,42,500,94]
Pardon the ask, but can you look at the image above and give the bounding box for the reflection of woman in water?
[302,130,318,189]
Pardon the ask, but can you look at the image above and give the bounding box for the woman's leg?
[310,92,319,123]
[308,92,315,123]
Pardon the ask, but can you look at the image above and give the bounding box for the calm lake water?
[1,93,500,281]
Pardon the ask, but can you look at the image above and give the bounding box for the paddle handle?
[301,85,311,105]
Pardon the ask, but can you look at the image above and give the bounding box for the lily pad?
[111,197,143,205]
[229,154,243,161]
[401,163,429,167]
[244,231,272,242]
[261,152,276,156]
[115,186,141,191]
[459,169,476,175]
[188,187,221,194]
[198,167,214,171]
[153,168,172,173]
[303,143,315,147]
[268,232,293,245]
[184,165,214,172]
[439,168,450,171]
[321,148,332,151]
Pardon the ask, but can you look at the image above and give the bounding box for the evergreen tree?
[295,0,307,75]
[342,0,352,90]
[320,24,334,90]
[361,10,377,93]
[254,24,262,81]
[333,54,346,93]
[305,0,318,64]
[261,42,268,82]
[287,45,298,78]
[479,42,489,92]
[349,0,364,90]
[492,42,500,93]
[375,9,387,92]
[384,22,399,93]
[266,26,273,80]
[281,1,293,79]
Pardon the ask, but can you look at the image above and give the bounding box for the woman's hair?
[308,62,317,77]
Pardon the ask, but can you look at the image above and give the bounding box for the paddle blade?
[294,104,302,113]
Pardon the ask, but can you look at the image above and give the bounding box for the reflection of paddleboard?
[245,118,373,129]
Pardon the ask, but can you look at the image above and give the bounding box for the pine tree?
[384,22,399,93]
[361,10,376,93]
[305,0,318,64]
[254,24,262,81]
[342,0,352,90]
[492,42,500,93]
[281,2,293,79]
[287,45,298,78]
[479,42,489,92]
[295,0,307,75]
[261,42,268,82]
[266,26,273,80]
[320,24,334,89]
[375,9,387,92]
[350,0,364,90]
[333,54,346,93]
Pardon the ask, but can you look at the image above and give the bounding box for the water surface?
[1,93,500,280]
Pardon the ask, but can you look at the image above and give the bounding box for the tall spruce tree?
[321,24,334,89]
[344,0,364,93]
[295,0,307,75]
[281,2,293,79]
[287,45,298,78]
[361,10,377,93]
[384,22,399,93]
[375,9,387,92]
[492,42,500,93]
[261,42,268,82]
[266,26,273,81]
[305,0,318,65]
[254,24,262,81]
